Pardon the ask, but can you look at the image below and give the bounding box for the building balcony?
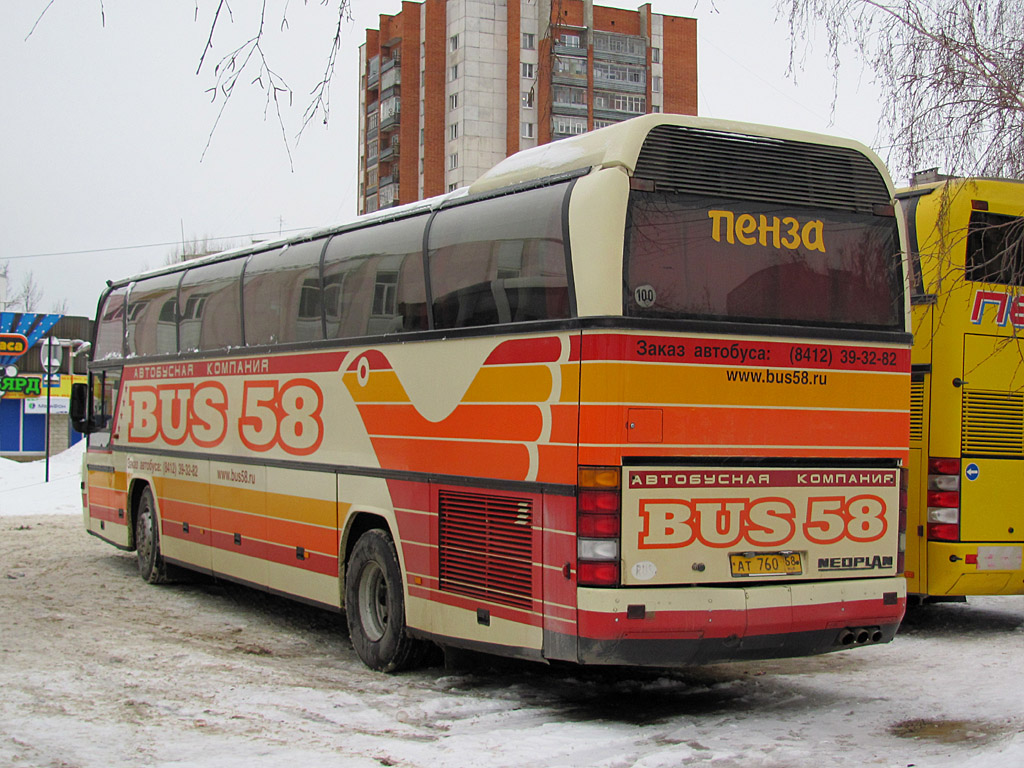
[592,78,646,94]
[379,139,399,162]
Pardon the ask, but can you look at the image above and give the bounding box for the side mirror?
[70,382,94,434]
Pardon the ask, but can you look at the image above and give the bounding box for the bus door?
[83,368,130,547]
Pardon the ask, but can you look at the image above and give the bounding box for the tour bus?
[898,174,1024,600]
[74,114,911,672]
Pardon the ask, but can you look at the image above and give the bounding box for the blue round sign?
[965,463,980,481]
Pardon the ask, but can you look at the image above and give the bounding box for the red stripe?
[579,333,910,373]
[578,595,905,641]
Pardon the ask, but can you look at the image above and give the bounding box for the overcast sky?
[1,1,886,317]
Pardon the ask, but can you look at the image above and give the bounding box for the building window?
[521,89,534,108]
[450,64,459,81]
[448,183,458,192]
[652,47,660,63]
[521,62,535,79]
[367,138,379,162]
[554,56,587,79]
[449,93,459,110]
[652,105,661,113]
[653,75,662,93]
[521,122,535,139]
[560,33,581,48]
[449,122,459,140]
[553,85,587,106]
[522,33,535,50]
[553,116,587,135]
[449,153,459,170]
[449,34,459,51]
[367,167,378,188]
[594,91,646,114]
[372,272,399,317]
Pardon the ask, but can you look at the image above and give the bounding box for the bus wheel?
[135,487,167,584]
[345,528,424,672]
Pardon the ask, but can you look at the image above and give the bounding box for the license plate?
[730,551,803,577]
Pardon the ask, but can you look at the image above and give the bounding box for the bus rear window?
[966,211,1024,286]
[625,192,904,330]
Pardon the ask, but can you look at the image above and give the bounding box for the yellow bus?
[899,174,1024,600]
[73,114,911,671]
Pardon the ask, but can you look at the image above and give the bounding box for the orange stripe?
[369,436,532,480]
[356,403,545,441]
[580,405,908,449]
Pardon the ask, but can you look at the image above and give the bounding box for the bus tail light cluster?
[577,467,621,587]
[926,457,960,541]
[897,467,909,574]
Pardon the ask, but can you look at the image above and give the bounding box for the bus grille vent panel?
[962,389,1024,456]
[909,378,925,444]
[633,124,892,213]
[438,490,534,610]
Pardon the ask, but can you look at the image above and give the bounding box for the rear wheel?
[345,528,425,672]
[135,487,167,584]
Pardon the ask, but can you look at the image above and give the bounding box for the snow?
[1,445,1023,768]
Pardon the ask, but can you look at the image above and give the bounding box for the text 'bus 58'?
[73,114,912,672]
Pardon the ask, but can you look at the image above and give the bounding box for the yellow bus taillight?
[926,457,960,541]
[577,466,621,587]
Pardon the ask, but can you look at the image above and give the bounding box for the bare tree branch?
[777,0,1024,181]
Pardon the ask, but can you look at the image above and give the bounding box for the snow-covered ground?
[1,445,1023,767]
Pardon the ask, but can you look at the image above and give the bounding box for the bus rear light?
[897,468,908,574]
[577,466,621,587]
[927,505,960,541]
[577,561,621,586]
[578,538,620,560]
[926,490,960,508]
[928,523,960,541]
[928,457,961,476]
[577,513,621,538]
[927,474,960,491]
[926,458,960,541]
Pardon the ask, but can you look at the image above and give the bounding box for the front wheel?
[135,486,167,584]
[345,528,426,672]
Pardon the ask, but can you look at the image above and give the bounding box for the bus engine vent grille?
[438,490,534,609]
[910,377,925,444]
[633,124,891,213]
[962,389,1024,456]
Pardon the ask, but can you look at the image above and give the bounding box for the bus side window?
[323,215,430,339]
[88,370,121,450]
[126,272,182,357]
[178,259,245,352]
[966,211,1024,286]
[94,287,128,361]
[428,182,571,330]
[243,241,325,346]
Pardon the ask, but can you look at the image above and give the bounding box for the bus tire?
[345,528,424,672]
[135,486,168,584]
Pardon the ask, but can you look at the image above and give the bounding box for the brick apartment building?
[357,0,697,213]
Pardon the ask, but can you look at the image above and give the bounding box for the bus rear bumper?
[573,577,906,667]
[925,543,1024,596]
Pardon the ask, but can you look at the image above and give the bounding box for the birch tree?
[777,0,1024,180]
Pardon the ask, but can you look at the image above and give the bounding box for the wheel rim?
[137,504,154,566]
[357,561,389,642]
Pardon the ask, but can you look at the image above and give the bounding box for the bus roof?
[469,113,889,195]
[103,114,890,291]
